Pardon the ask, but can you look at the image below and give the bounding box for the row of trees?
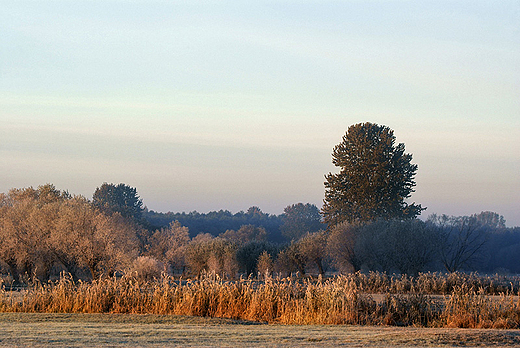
[0,184,327,282]
[329,213,518,274]
[0,183,517,283]
[143,207,286,242]
[146,213,519,278]
[145,204,323,242]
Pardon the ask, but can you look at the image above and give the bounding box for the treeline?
[144,207,284,242]
[0,183,519,285]
[328,216,520,275]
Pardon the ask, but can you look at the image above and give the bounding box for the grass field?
[1,313,520,347]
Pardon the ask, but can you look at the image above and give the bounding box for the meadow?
[1,313,520,347]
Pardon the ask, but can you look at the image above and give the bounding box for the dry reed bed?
[1,272,519,328]
[342,271,520,295]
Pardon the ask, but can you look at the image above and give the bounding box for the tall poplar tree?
[322,122,424,226]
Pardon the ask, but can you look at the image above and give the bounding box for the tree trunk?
[6,260,20,284]
[315,258,325,276]
[88,262,99,280]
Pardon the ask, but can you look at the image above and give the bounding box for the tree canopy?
[280,203,322,240]
[0,185,140,281]
[93,183,144,221]
[322,122,424,226]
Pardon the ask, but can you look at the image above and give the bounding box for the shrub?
[128,256,163,281]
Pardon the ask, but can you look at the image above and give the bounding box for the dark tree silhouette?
[471,211,506,229]
[143,207,283,241]
[428,214,488,272]
[295,230,328,275]
[93,183,144,220]
[322,122,424,226]
[281,203,323,241]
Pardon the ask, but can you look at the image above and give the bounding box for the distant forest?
[144,207,285,242]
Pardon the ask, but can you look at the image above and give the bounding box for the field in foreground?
[1,313,520,348]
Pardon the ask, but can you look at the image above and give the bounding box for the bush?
[236,241,278,275]
[128,257,163,281]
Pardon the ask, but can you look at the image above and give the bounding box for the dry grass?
[1,272,519,328]
[342,271,520,295]
[442,284,520,329]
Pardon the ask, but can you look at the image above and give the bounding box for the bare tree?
[381,219,437,275]
[256,251,274,277]
[273,248,300,277]
[147,221,190,274]
[0,193,27,283]
[471,211,506,229]
[352,219,437,275]
[220,224,267,245]
[326,222,361,273]
[128,256,163,281]
[53,197,140,279]
[428,214,488,272]
[185,235,237,278]
[296,230,329,275]
[0,186,65,282]
[354,220,395,272]
[282,242,307,276]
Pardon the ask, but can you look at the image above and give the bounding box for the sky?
[1,1,519,226]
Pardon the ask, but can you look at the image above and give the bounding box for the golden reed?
[1,272,518,327]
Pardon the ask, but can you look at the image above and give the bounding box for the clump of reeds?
[0,272,519,327]
[442,284,520,329]
[337,271,520,295]
[376,293,438,327]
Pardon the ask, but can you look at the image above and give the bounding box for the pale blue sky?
[1,1,519,226]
